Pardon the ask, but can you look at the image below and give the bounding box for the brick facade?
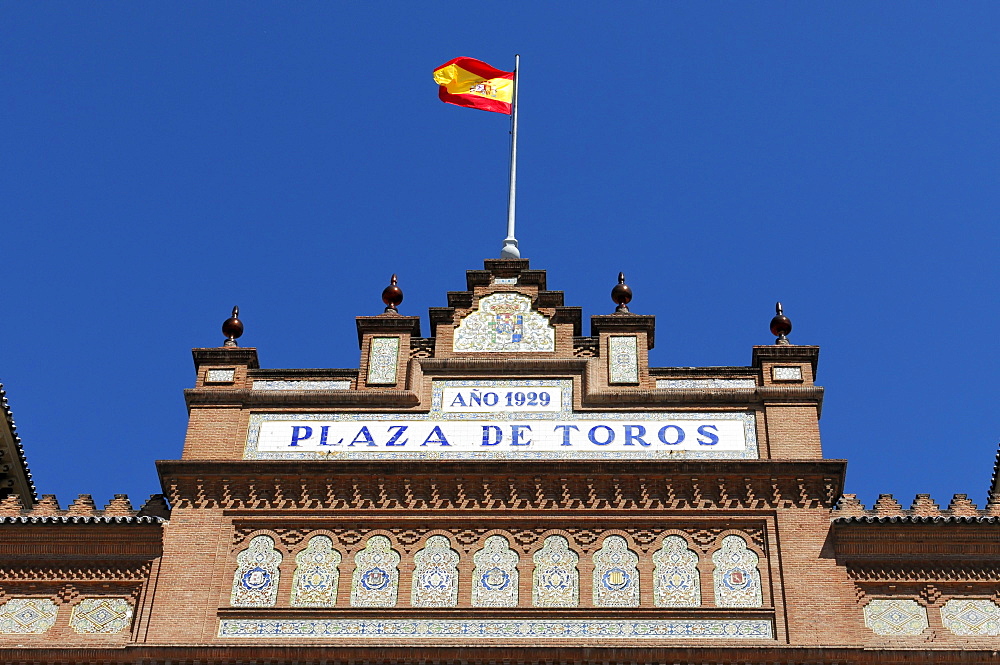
[0,259,997,664]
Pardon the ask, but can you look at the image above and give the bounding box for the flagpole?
[500,54,520,259]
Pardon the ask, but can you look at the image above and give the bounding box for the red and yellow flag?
[433,57,514,114]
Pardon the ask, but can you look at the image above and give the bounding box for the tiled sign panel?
[245,380,758,460]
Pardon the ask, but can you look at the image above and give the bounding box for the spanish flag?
[433,57,514,114]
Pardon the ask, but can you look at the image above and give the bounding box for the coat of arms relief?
[453,292,555,352]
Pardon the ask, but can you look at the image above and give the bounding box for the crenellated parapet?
[0,493,168,522]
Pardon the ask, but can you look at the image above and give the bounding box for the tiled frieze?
[228,527,768,610]
[656,378,756,389]
[69,597,133,634]
[231,535,282,607]
[411,535,460,607]
[940,598,1000,636]
[712,535,762,607]
[532,535,579,607]
[291,535,341,607]
[862,598,928,636]
[453,292,555,352]
[366,337,400,385]
[0,598,57,634]
[608,336,639,384]
[472,535,519,607]
[219,618,774,639]
[253,380,350,390]
[350,535,400,607]
[653,535,701,607]
[592,535,639,606]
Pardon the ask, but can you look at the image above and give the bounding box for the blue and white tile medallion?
[592,535,639,607]
[453,292,555,353]
[653,535,701,607]
[472,535,519,607]
[0,598,57,634]
[244,380,759,461]
[940,598,1000,636]
[351,535,400,607]
[291,535,341,607]
[411,535,460,607]
[533,535,579,607]
[862,599,928,636]
[69,597,133,634]
[231,535,282,607]
[218,618,774,640]
[712,535,762,608]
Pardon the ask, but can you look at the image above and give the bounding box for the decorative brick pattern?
[290,535,341,607]
[69,597,133,634]
[411,535,459,607]
[863,598,928,636]
[366,337,400,385]
[653,535,701,607]
[0,598,57,634]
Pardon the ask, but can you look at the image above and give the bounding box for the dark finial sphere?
[769,301,792,340]
[222,305,244,346]
[382,273,403,312]
[611,272,632,313]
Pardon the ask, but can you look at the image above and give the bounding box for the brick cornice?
[157,459,846,512]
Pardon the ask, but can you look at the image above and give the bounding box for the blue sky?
[2,3,998,510]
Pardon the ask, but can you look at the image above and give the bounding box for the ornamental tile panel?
[863,599,928,636]
[772,366,803,381]
[291,535,341,607]
[205,368,235,383]
[411,535,460,607]
[592,535,639,606]
[231,535,282,607]
[253,380,351,390]
[351,535,400,607]
[0,598,57,634]
[608,336,639,384]
[453,292,555,352]
[472,535,519,607]
[940,599,1000,636]
[367,337,400,385]
[656,378,756,389]
[533,535,579,607]
[220,618,774,639]
[712,535,762,608]
[69,597,133,634]
[653,535,701,607]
